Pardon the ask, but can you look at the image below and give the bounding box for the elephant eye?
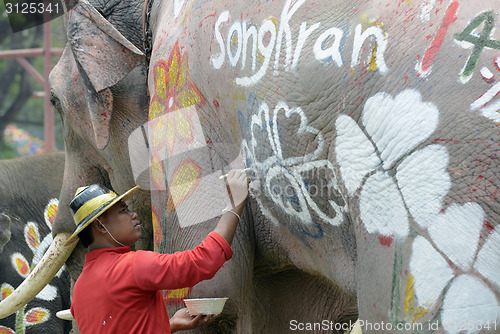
[49,91,61,110]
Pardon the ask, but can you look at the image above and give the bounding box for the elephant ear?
[67,0,145,149]
[0,213,12,254]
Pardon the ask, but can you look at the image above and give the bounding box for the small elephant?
[0,152,71,333]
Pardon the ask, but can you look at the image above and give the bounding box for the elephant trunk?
[0,232,77,318]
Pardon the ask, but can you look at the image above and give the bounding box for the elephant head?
[0,0,149,319]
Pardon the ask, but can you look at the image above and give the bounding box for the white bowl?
[184,297,228,315]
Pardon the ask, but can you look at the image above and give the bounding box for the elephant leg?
[252,269,358,333]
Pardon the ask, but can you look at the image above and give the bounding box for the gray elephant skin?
[143,1,500,333]
[2,0,499,333]
[0,152,71,333]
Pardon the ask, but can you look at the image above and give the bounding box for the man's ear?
[93,219,107,235]
[67,0,145,150]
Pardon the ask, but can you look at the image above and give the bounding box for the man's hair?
[78,223,94,248]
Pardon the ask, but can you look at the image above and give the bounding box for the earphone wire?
[97,218,127,247]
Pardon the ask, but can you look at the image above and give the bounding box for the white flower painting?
[335,89,500,333]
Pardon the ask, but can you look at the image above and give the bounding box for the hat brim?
[65,186,139,245]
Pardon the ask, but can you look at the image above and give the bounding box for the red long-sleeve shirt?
[70,231,233,334]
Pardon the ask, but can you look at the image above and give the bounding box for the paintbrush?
[219,168,254,180]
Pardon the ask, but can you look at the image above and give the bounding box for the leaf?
[24,307,50,325]
[0,326,15,334]
[474,225,500,290]
[44,199,59,228]
[428,203,484,271]
[35,284,58,302]
[397,145,451,229]
[410,237,454,308]
[360,170,409,237]
[24,222,40,251]
[1,283,14,300]
[335,114,380,195]
[442,275,499,334]
[362,89,439,170]
[11,253,30,278]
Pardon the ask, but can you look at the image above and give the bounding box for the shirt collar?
[85,246,131,262]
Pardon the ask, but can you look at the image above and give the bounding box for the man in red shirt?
[68,170,249,333]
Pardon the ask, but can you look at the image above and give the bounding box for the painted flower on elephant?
[148,42,208,304]
[44,199,58,227]
[335,89,443,238]
[0,284,14,303]
[241,94,346,231]
[149,41,205,155]
[335,89,499,333]
[0,326,14,334]
[0,307,50,333]
[148,41,206,246]
[410,230,500,334]
[0,199,66,333]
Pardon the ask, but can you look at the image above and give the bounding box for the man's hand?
[214,169,250,245]
[223,169,249,211]
[170,308,217,332]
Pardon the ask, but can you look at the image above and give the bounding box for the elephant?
[0,1,154,331]
[142,0,500,332]
[2,0,500,333]
[0,152,71,333]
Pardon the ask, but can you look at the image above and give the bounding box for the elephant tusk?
[0,232,78,319]
[345,319,362,334]
[56,309,74,321]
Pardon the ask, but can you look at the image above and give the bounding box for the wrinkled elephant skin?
[8,0,499,333]
[0,153,71,333]
[146,0,500,333]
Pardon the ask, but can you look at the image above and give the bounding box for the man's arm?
[213,169,249,245]
[132,170,249,291]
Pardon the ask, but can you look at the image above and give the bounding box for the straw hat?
[66,184,139,244]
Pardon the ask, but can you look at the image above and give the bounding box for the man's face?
[100,200,141,246]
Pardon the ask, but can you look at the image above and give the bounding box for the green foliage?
[0,140,18,159]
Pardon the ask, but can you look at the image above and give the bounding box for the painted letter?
[292,21,321,70]
[273,0,306,74]
[236,19,277,87]
[352,24,388,74]
[210,11,230,70]
[242,23,258,72]
[418,1,458,76]
[313,26,343,67]
[454,11,500,83]
[227,21,243,67]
